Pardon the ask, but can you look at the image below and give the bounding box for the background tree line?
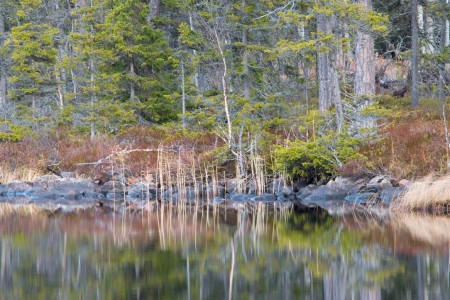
[0,0,449,180]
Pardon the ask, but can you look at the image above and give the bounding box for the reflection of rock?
[2,181,33,196]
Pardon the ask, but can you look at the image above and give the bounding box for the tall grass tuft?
[391,175,450,211]
[0,166,42,183]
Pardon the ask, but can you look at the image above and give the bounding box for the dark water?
[0,210,449,300]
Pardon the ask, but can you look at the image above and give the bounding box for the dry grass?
[0,166,43,183]
[390,175,450,210]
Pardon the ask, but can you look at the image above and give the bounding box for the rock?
[172,186,198,203]
[162,188,176,201]
[60,171,75,178]
[296,184,319,201]
[380,179,393,189]
[399,179,411,188]
[359,176,392,193]
[28,178,97,201]
[96,181,126,195]
[334,176,355,186]
[346,178,367,194]
[33,175,62,189]
[94,172,113,185]
[303,181,348,202]
[268,178,292,194]
[3,181,34,196]
[147,182,157,193]
[293,180,308,192]
[127,182,148,198]
[345,192,378,204]
[204,184,225,198]
[56,179,96,195]
[247,180,258,195]
[226,178,246,193]
[379,187,403,205]
[368,175,388,185]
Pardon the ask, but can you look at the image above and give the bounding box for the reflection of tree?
[0,213,448,299]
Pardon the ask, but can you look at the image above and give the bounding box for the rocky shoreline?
[0,174,409,216]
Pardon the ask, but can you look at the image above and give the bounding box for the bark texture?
[317,14,343,131]
[354,0,375,95]
[411,0,419,107]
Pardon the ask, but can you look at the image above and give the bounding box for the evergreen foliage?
[0,0,448,178]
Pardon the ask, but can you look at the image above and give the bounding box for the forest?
[0,0,449,183]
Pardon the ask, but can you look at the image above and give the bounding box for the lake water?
[0,209,449,299]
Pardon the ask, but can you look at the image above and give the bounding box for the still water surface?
[0,210,449,299]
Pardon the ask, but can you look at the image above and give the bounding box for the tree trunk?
[354,0,375,95]
[418,4,435,53]
[147,0,160,24]
[188,12,199,89]
[56,46,65,110]
[241,0,250,100]
[317,15,332,112]
[214,29,233,148]
[90,55,95,141]
[317,14,343,132]
[90,24,96,141]
[181,60,186,129]
[446,0,449,73]
[411,0,420,107]
[129,60,135,101]
[439,0,450,169]
[0,11,7,110]
[352,0,377,132]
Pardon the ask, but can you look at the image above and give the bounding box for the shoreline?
[3,172,450,216]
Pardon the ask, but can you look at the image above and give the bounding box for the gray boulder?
[303,180,349,202]
[362,175,393,192]
[379,187,403,205]
[204,183,225,198]
[296,184,319,201]
[127,182,149,198]
[226,178,246,193]
[268,178,292,194]
[172,186,198,203]
[345,192,377,204]
[3,180,34,196]
[33,175,63,189]
[96,181,126,195]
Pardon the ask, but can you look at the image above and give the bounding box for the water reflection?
[0,210,449,299]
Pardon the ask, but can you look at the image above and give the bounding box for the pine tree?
[8,0,59,111]
[98,0,178,123]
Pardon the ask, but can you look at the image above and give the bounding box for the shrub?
[275,131,365,182]
[0,122,32,142]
